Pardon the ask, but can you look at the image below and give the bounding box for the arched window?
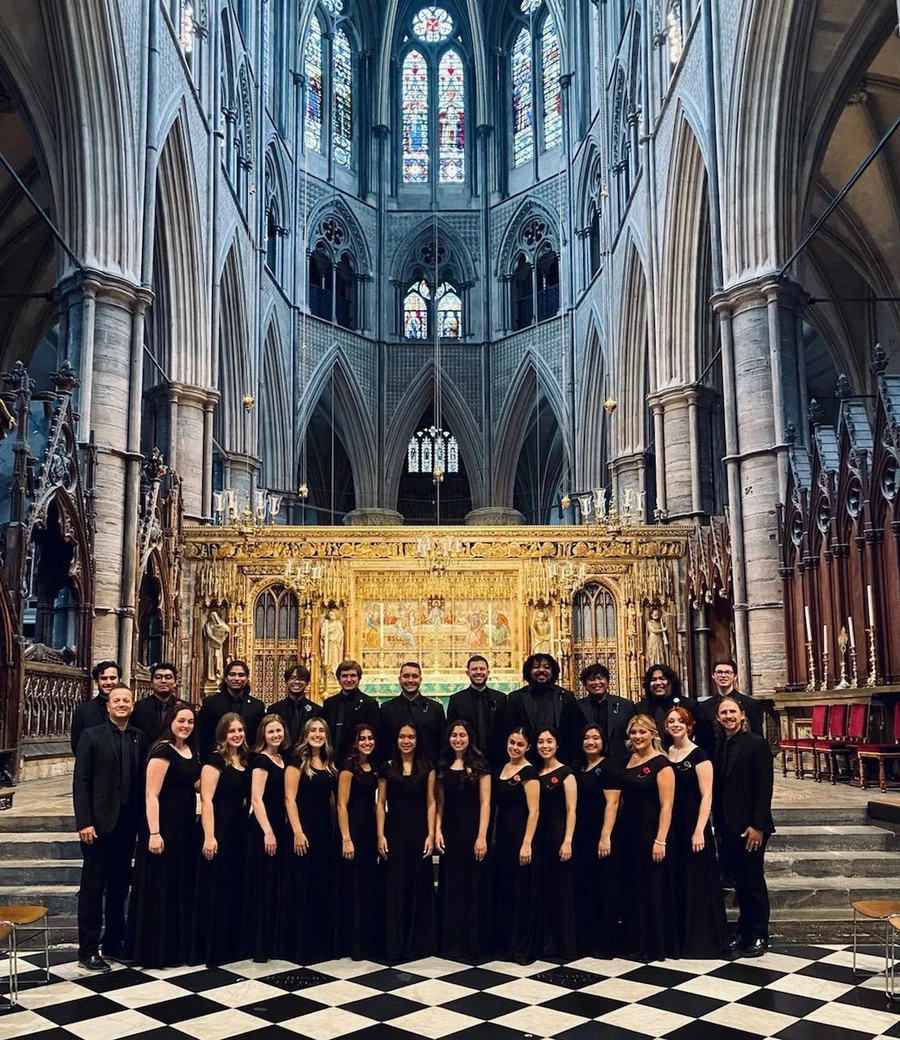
[400,7,468,184]
[572,583,619,684]
[509,0,562,168]
[403,279,463,339]
[307,212,360,330]
[303,2,355,168]
[264,149,288,284]
[505,209,560,330]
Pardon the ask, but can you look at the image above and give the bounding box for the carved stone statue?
[645,605,669,665]
[203,609,230,683]
[319,607,344,675]
[530,608,552,655]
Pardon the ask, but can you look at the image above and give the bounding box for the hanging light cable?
[298,85,311,513]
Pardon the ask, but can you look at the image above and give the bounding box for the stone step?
[0,814,76,834]
[766,850,900,877]
[772,806,868,826]
[768,825,895,852]
[766,874,900,909]
[0,859,83,885]
[0,832,81,860]
[0,884,79,917]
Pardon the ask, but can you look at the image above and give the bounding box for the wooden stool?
[889,915,900,1001]
[851,897,900,991]
[0,905,50,987]
[0,923,16,1009]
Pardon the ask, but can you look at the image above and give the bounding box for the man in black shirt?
[507,654,580,765]
[196,659,266,757]
[379,661,446,767]
[447,655,508,768]
[575,663,635,763]
[73,684,147,971]
[699,658,764,741]
[131,662,179,742]
[320,659,381,764]
[71,660,121,753]
[267,664,320,745]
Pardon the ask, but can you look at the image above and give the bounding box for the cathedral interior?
[0,0,899,779]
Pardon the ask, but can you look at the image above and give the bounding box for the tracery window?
[502,207,561,330]
[400,7,468,184]
[303,3,355,168]
[308,213,359,330]
[403,279,463,339]
[510,0,563,168]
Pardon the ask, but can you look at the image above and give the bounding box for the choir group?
[71,653,775,974]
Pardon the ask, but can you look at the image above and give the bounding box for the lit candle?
[804,605,812,642]
[866,585,876,627]
[847,616,855,649]
[823,624,828,647]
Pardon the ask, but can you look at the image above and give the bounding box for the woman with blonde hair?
[618,713,678,961]
[283,716,337,962]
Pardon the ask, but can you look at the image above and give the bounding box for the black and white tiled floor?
[1,944,899,1040]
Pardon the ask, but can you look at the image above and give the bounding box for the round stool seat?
[0,906,48,926]
[851,899,900,919]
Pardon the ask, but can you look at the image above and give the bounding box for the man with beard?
[635,663,710,751]
[130,662,179,742]
[71,661,122,753]
[446,655,508,768]
[379,661,446,766]
[507,654,580,765]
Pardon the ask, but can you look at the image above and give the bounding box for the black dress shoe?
[727,935,745,952]
[741,938,767,958]
[104,948,135,966]
[79,954,112,972]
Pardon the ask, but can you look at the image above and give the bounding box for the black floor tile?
[340,1024,427,1040]
[140,993,224,1024]
[539,990,626,1018]
[37,994,124,1026]
[255,967,337,991]
[768,944,833,961]
[773,1021,874,1040]
[442,967,518,990]
[709,961,789,986]
[443,1024,548,1040]
[236,992,327,1022]
[443,992,529,1020]
[76,966,155,992]
[836,983,900,1012]
[884,1019,900,1037]
[351,967,428,992]
[639,987,726,1018]
[163,967,245,992]
[621,964,694,988]
[343,992,427,1021]
[555,1025,650,1040]
[738,987,824,1018]
[666,1022,766,1040]
[797,961,861,985]
[240,1027,307,1040]
[531,965,606,989]
[117,1030,189,1040]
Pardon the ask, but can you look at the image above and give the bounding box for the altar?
[183,524,689,705]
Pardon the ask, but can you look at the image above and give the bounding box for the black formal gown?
[491,764,539,964]
[190,755,250,967]
[574,759,621,958]
[283,766,335,964]
[246,753,287,962]
[334,766,379,960]
[380,768,437,964]
[437,768,491,964]
[670,747,729,957]
[129,744,200,968]
[536,765,579,961]
[618,755,679,962]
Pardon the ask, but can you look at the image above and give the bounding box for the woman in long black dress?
[375,722,437,964]
[284,716,337,964]
[665,706,729,957]
[191,712,251,967]
[247,714,289,962]
[130,701,200,968]
[574,724,621,958]
[618,713,678,962]
[535,727,578,961]
[334,723,378,960]
[435,719,491,963]
[492,727,540,964]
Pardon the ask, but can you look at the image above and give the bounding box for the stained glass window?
[542,15,562,150]
[438,48,465,182]
[322,0,343,12]
[512,27,533,167]
[402,50,429,182]
[403,280,430,338]
[332,28,353,167]
[412,6,454,42]
[304,15,323,153]
[436,283,462,337]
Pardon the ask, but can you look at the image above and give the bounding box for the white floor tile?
[390,1006,484,1037]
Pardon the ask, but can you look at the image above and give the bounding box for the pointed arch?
[496,196,561,276]
[577,315,609,487]
[215,243,252,456]
[259,319,292,491]
[617,239,649,456]
[305,194,372,277]
[391,216,477,287]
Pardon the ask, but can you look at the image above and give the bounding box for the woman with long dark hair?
[435,719,491,963]
[283,716,337,964]
[492,727,540,963]
[334,723,379,960]
[190,712,251,967]
[376,721,437,963]
[246,714,290,961]
[129,701,200,968]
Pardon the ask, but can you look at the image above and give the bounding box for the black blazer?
[131,695,178,744]
[379,694,446,768]
[576,693,636,762]
[320,689,382,764]
[196,691,266,758]
[713,730,775,837]
[70,695,109,753]
[446,686,508,767]
[700,691,764,740]
[267,695,320,745]
[507,684,580,765]
[73,722,148,833]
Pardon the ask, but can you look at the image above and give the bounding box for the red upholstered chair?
[783,704,828,780]
[855,701,900,792]
[812,704,850,784]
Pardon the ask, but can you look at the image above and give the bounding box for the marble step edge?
[765,874,900,890]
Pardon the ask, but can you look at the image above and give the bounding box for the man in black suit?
[70,660,121,752]
[636,663,711,751]
[575,663,635,763]
[267,664,320,745]
[447,655,508,768]
[73,684,148,971]
[131,662,179,742]
[320,660,382,764]
[196,658,266,757]
[379,661,446,767]
[713,695,775,958]
[699,658,764,740]
[507,654,580,765]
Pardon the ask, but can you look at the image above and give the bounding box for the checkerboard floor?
[1,944,899,1040]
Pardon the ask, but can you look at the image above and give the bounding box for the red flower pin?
[550,775,559,785]
[641,766,651,775]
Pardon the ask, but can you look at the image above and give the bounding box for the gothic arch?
[259,319,292,492]
[305,195,372,277]
[496,197,561,277]
[216,243,253,456]
[390,217,476,288]
[577,316,609,488]
[617,239,649,456]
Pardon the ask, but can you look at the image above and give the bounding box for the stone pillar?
[653,385,720,520]
[465,507,526,526]
[713,276,805,693]
[343,508,404,526]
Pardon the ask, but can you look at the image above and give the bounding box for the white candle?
[804,605,812,642]
[847,616,855,649]
[867,585,876,627]
[823,624,828,646]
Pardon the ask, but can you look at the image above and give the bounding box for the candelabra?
[806,639,817,692]
[849,644,859,688]
[866,625,880,688]
[835,627,849,689]
[819,646,830,691]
